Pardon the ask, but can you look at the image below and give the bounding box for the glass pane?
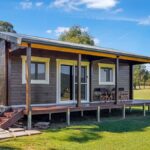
[101,67,113,82]
[38,63,45,80]
[81,84,87,100]
[100,68,106,82]
[81,67,87,83]
[31,63,36,80]
[75,66,87,83]
[109,69,113,82]
[61,65,73,101]
[75,84,77,100]
[75,84,87,100]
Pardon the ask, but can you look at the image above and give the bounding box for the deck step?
[9,128,25,132]
[0,129,41,140]
[0,108,24,130]
[3,112,14,118]
[0,128,9,134]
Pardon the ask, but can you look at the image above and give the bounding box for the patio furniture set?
[93,88,129,101]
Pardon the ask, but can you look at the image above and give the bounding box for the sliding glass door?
[75,66,88,100]
[57,60,89,103]
[61,65,73,101]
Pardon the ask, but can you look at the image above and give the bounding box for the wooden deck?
[24,100,150,115]
[22,100,150,126]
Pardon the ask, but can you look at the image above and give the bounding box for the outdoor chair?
[93,88,101,100]
[100,88,109,101]
[93,88,109,101]
[110,88,115,100]
[118,88,129,100]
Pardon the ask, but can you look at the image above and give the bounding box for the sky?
[1,0,150,62]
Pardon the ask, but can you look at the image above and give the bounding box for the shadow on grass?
[44,115,150,143]
[0,146,21,150]
[66,129,101,143]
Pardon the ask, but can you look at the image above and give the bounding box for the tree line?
[134,65,150,89]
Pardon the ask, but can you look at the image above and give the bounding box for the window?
[31,62,45,80]
[22,56,50,84]
[98,63,115,85]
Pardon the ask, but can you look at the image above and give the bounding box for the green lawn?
[0,88,150,150]
[1,117,150,150]
[134,88,150,99]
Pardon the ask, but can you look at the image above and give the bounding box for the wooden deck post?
[123,105,126,119]
[148,105,150,112]
[26,43,32,130]
[109,108,112,114]
[49,112,51,121]
[89,61,93,101]
[81,110,84,117]
[97,106,100,122]
[66,108,70,126]
[77,54,81,107]
[129,107,132,113]
[143,104,146,116]
[115,56,119,104]
[129,64,133,100]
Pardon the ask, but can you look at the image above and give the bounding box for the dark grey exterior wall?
[91,59,129,101]
[8,49,78,105]
[8,49,130,105]
[0,40,7,105]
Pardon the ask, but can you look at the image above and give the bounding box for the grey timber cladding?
[8,49,130,105]
[9,50,77,105]
[91,59,129,101]
[0,40,7,105]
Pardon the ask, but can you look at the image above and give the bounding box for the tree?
[143,70,149,88]
[133,64,150,89]
[0,21,16,33]
[59,25,94,45]
[134,65,141,89]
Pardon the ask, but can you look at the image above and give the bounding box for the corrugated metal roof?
[0,31,150,60]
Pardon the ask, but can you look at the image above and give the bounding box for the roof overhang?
[19,42,150,63]
[0,31,150,63]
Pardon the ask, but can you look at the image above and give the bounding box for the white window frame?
[22,56,50,84]
[98,63,115,85]
[56,59,90,104]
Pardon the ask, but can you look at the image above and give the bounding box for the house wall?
[8,49,130,106]
[0,40,7,105]
[91,59,130,101]
[8,49,78,105]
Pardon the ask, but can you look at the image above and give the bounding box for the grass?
[134,88,150,99]
[1,117,150,150]
[0,88,150,150]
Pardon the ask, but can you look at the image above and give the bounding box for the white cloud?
[20,0,32,9]
[86,15,150,26]
[93,38,100,45]
[51,0,80,11]
[35,2,43,7]
[111,8,123,14]
[19,1,43,9]
[54,26,89,36]
[138,16,150,26]
[55,27,70,36]
[45,26,89,37]
[81,0,118,9]
[146,64,150,71]
[46,29,52,34]
[118,33,129,40]
[51,0,118,11]
[81,27,89,32]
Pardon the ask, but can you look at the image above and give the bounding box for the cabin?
[0,31,150,129]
